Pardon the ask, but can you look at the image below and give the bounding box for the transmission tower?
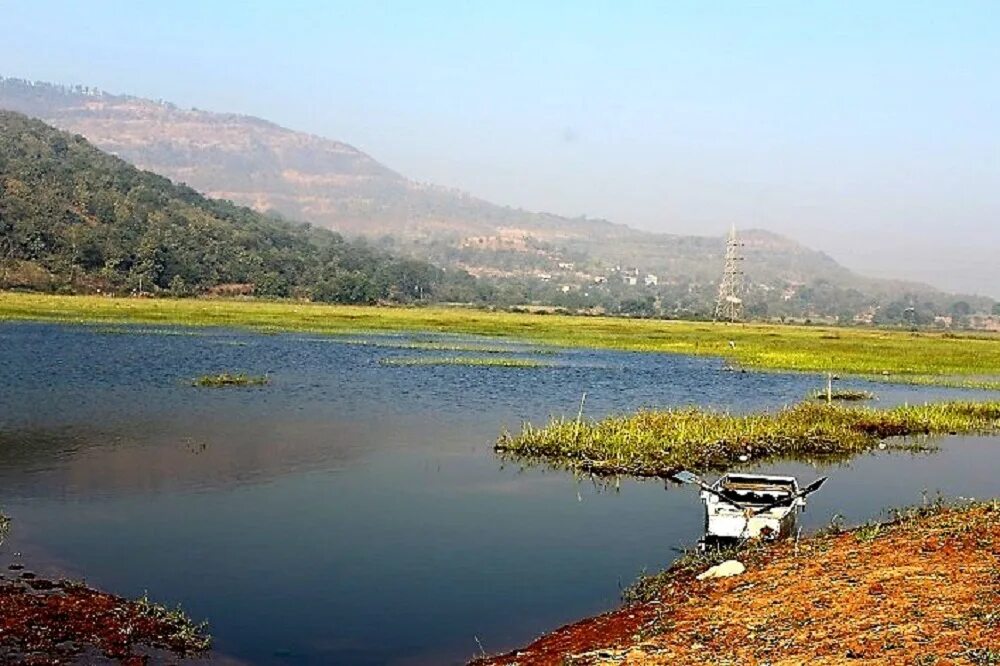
[714,224,745,322]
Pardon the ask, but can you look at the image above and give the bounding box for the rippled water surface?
[0,322,996,665]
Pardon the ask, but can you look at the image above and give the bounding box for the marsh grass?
[334,338,557,355]
[379,356,550,368]
[810,389,876,401]
[496,400,1000,477]
[2,293,999,388]
[192,373,269,387]
[90,326,202,337]
[135,592,212,652]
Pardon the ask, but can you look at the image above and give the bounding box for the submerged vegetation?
[496,401,1000,477]
[809,388,876,401]
[192,373,269,387]
[331,338,556,355]
[2,293,999,388]
[379,356,549,368]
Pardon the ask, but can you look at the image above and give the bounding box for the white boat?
[673,470,827,549]
[701,473,803,544]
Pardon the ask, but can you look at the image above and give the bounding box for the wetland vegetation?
[496,400,1000,477]
[379,356,549,368]
[192,373,269,388]
[2,293,999,388]
[809,388,876,401]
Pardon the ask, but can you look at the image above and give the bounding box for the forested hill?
[0,111,480,302]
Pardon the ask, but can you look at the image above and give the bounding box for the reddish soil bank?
[0,573,210,665]
[474,502,1000,665]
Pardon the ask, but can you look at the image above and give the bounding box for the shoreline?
[0,569,211,664]
[471,500,1000,665]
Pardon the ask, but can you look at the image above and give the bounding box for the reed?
[495,401,1000,477]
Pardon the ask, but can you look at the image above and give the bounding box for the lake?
[0,322,996,665]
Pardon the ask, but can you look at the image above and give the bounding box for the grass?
[192,372,269,387]
[809,388,876,401]
[495,400,1000,477]
[134,592,212,653]
[1,292,999,388]
[379,356,549,368]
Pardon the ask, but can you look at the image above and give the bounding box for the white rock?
[696,559,746,580]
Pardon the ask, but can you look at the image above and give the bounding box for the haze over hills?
[0,76,994,322]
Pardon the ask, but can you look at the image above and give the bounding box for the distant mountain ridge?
[0,76,993,319]
[0,77,627,241]
[0,110,477,302]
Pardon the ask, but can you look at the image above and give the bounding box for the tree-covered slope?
[0,111,479,302]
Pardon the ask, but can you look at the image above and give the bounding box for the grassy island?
[192,373,269,387]
[496,400,1000,477]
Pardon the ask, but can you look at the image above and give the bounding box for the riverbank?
[0,571,211,664]
[2,292,999,388]
[496,400,1000,477]
[472,500,1000,665]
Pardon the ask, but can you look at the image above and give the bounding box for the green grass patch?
[192,373,269,387]
[495,400,1000,477]
[134,592,212,653]
[2,292,999,388]
[379,356,549,368]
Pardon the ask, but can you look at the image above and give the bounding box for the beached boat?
[673,471,827,548]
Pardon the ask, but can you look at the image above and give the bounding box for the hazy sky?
[2,1,998,297]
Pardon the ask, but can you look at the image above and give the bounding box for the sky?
[1,1,998,297]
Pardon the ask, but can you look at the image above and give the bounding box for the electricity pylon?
[714,224,744,322]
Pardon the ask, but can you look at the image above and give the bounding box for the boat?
[672,470,827,549]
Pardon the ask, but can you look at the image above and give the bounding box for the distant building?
[644,274,658,287]
[623,275,638,286]
[593,276,608,284]
[538,273,552,282]
[557,262,575,270]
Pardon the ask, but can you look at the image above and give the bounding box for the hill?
[0,77,994,322]
[0,110,478,302]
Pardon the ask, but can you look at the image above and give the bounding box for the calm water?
[0,322,997,665]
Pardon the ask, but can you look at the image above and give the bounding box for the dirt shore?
[474,501,999,666]
[0,571,211,665]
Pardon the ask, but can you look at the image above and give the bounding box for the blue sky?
[1,1,998,296]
